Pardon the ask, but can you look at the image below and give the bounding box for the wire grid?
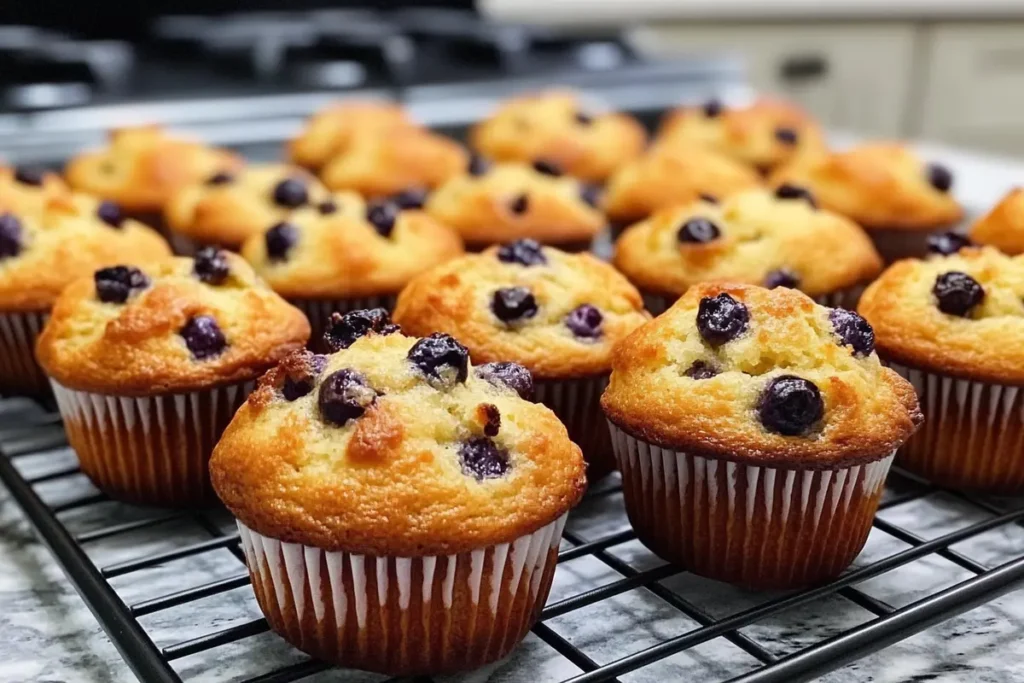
[2,395,1024,683]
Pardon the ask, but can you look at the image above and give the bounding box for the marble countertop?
[1,142,1024,683]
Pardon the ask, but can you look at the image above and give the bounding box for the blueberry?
[774,127,798,145]
[532,159,562,177]
[492,287,538,323]
[205,172,233,186]
[699,193,718,204]
[407,333,469,388]
[685,360,719,380]
[775,183,817,208]
[758,375,824,436]
[702,99,723,118]
[193,247,230,285]
[696,293,750,346]
[94,266,149,304]
[366,201,399,237]
[14,166,45,186]
[475,362,534,400]
[323,308,399,352]
[391,187,428,210]
[265,222,298,262]
[467,154,491,177]
[458,437,510,480]
[480,403,501,437]
[509,193,529,215]
[318,368,378,426]
[317,199,338,215]
[0,213,22,260]
[272,178,308,208]
[829,309,875,356]
[180,316,227,360]
[926,163,953,193]
[677,217,721,244]
[580,183,601,208]
[97,201,125,228]
[764,268,800,290]
[565,304,603,339]
[497,238,546,266]
[927,231,973,256]
[282,355,326,401]
[574,110,593,125]
[933,271,984,317]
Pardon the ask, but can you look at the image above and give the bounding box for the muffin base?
[51,379,256,507]
[867,227,944,265]
[237,514,567,675]
[608,420,894,589]
[535,375,614,480]
[0,310,51,397]
[888,362,1024,494]
[291,295,398,353]
[641,284,866,317]
[465,238,594,254]
[168,232,246,256]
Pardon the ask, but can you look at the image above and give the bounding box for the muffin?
[614,188,883,314]
[394,241,649,479]
[0,165,71,215]
[165,164,331,254]
[770,143,964,263]
[656,97,826,173]
[603,144,763,229]
[65,126,243,225]
[602,283,922,589]
[469,90,646,183]
[968,188,1024,255]
[859,247,1024,493]
[320,127,468,199]
[209,319,585,675]
[0,194,171,397]
[36,252,309,506]
[242,197,463,349]
[425,160,605,251]
[288,100,415,171]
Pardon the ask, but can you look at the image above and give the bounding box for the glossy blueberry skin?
[205,172,234,186]
[491,287,538,323]
[179,316,227,360]
[323,308,399,352]
[0,213,22,260]
[265,222,299,262]
[475,362,534,400]
[97,201,125,228]
[281,354,327,401]
[317,199,338,215]
[14,167,45,186]
[774,127,798,145]
[458,437,510,480]
[193,247,230,285]
[758,375,824,436]
[829,309,875,356]
[677,217,721,244]
[365,201,399,237]
[565,304,603,339]
[391,187,428,210]
[407,333,470,388]
[272,178,309,208]
[926,163,954,193]
[508,194,529,215]
[932,271,985,317]
[497,239,547,266]
[467,154,491,177]
[696,293,750,346]
[532,159,562,177]
[685,360,719,380]
[318,368,378,426]
[94,266,150,304]
[927,231,973,256]
[580,184,602,208]
[703,99,723,117]
[764,269,800,290]
[774,183,817,209]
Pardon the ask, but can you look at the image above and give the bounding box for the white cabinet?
[631,23,918,137]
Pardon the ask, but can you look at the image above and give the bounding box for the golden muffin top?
[36,252,309,395]
[859,247,1024,384]
[969,188,1024,256]
[288,100,415,171]
[0,165,71,216]
[0,194,171,312]
[469,90,646,183]
[614,189,882,298]
[393,242,650,379]
[210,321,586,555]
[769,143,964,231]
[602,283,921,466]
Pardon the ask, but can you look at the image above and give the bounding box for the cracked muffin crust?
[0,165,71,215]
[288,100,416,171]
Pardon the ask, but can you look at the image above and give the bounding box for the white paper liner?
[534,374,614,479]
[642,283,866,317]
[51,379,256,506]
[608,420,894,588]
[291,295,398,352]
[237,513,567,674]
[0,309,50,396]
[888,361,1024,493]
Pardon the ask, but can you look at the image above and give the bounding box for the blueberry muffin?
[968,188,1024,255]
[614,189,883,314]
[165,164,333,253]
[603,283,921,589]
[65,127,243,228]
[859,247,1024,493]
[603,144,763,229]
[770,143,964,263]
[209,319,585,675]
[469,90,646,183]
[320,127,468,199]
[288,100,415,171]
[393,241,649,479]
[425,160,605,250]
[657,97,826,173]
[0,194,171,396]
[36,252,309,506]
[242,197,463,349]
[0,165,71,215]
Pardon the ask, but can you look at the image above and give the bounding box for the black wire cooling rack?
[3,395,1024,683]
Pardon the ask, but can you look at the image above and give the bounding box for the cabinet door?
[632,23,917,137]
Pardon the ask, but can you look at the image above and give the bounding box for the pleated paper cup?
[168,232,246,257]
[237,513,568,675]
[642,284,867,317]
[291,295,397,353]
[888,361,1024,494]
[534,375,615,480]
[51,379,256,507]
[867,227,944,265]
[608,420,894,589]
[0,309,51,397]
